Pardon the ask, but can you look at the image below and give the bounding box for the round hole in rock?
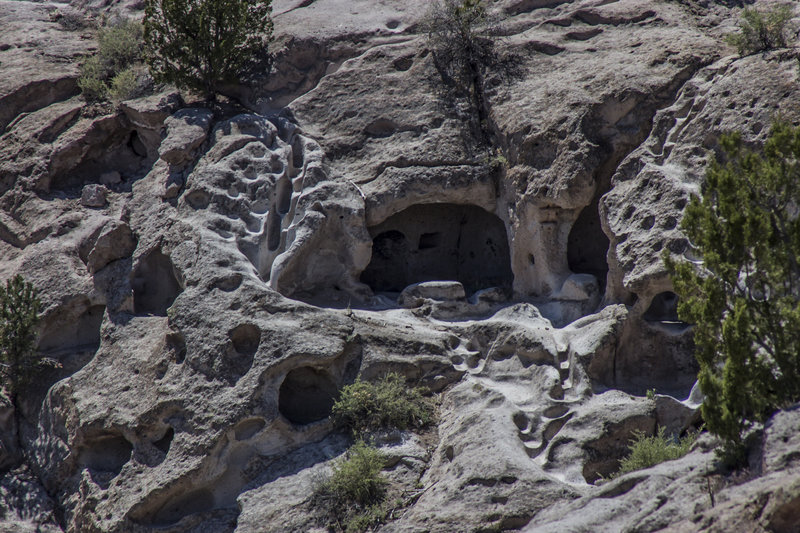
[360,204,513,295]
[132,249,182,316]
[643,291,680,322]
[229,324,260,356]
[278,367,339,425]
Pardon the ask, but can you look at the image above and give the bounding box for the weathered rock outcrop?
[1,0,799,531]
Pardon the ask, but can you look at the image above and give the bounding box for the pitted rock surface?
[1,0,800,532]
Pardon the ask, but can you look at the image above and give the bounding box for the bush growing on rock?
[615,427,695,477]
[423,0,500,145]
[332,373,434,434]
[143,0,273,100]
[666,122,800,463]
[78,18,149,102]
[725,5,795,55]
[315,440,388,532]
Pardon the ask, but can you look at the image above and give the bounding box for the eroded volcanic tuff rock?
[1,0,800,531]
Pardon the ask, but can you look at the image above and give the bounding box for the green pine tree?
[143,0,273,100]
[0,275,46,456]
[666,122,800,461]
[0,275,43,399]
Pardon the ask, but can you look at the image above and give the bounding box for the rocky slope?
[1,0,799,531]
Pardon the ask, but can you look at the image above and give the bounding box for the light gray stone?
[0,0,799,531]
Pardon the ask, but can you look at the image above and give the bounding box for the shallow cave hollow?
[643,291,681,322]
[278,366,339,425]
[568,200,609,294]
[80,433,133,476]
[132,249,182,316]
[37,303,105,353]
[359,203,514,295]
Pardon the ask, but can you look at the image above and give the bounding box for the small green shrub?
[78,56,110,101]
[97,20,143,72]
[332,373,434,434]
[615,427,695,477]
[485,151,508,171]
[725,5,795,55]
[78,19,147,103]
[345,503,387,533]
[324,441,387,506]
[108,67,139,102]
[315,441,388,531]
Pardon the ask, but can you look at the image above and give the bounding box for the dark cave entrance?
[132,249,182,316]
[568,201,609,294]
[278,367,339,425]
[643,291,681,323]
[360,203,513,295]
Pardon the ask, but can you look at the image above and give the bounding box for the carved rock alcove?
[360,203,513,296]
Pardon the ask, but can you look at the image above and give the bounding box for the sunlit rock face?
[2,0,800,532]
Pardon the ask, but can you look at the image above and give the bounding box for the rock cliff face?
[1,0,800,531]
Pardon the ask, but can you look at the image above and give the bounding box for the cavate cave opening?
[132,249,182,316]
[278,366,339,425]
[568,200,609,295]
[360,203,514,295]
[50,127,152,193]
[643,291,681,322]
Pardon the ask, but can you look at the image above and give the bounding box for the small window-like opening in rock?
[278,367,338,425]
[418,232,441,250]
[360,204,513,295]
[133,249,182,316]
[643,291,681,322]
[153,427,174,454]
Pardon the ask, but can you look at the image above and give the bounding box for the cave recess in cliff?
[643,291,681,322]
[132,249,182,316]
[279,367,339,425]
[360,203,513,295]
[568,199,609,293]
